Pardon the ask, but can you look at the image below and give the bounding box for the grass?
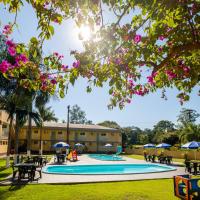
[0,179,178,200]
[0,158,12,181]
[126,154,185,165]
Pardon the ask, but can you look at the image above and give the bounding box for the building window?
[2,141,6,145]
[58,131,62,135]
[0,141,2,145]
[89,142,92,146]
[80,132,85,136]
[43,141,48,145]
[33,141,38,144]
[111,133,114,136]
[34,130,38,134]
[90,132,94,136]
[101,133,106,136]
[2,124,7,128]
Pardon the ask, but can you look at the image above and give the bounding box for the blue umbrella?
[53,142,69,148]
[156,143,171,148]
[181,141,200,160]
[144,144,155,148]
[181,141,200,149]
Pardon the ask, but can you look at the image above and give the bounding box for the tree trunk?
[27,112,32,157]
[39,126,43,155]
[14,113,20,164]
[6,116,13,168]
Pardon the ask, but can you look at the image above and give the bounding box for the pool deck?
[0,154,186,185]
[37,154,186,184]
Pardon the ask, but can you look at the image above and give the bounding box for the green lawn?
[126,154,185,165]
[0,179,178,200]
[0,158,12,181]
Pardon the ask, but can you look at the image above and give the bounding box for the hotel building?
[18,122,122,153]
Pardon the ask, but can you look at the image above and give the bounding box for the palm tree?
[37,106,57,155]
[0,95,16,167]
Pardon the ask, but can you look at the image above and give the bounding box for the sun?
[77,25,92,41]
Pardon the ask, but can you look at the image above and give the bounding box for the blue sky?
[0,3,199,129]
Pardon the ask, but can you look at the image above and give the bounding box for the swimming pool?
[43,164,176,175]
[88,154,125,161]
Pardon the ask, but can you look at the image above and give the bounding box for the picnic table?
[14,163,37,181]
[55,154,66,163]
[189,160,200,175]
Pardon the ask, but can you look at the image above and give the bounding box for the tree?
[69,104,92,124]
[98,121,121,129]
[178,123,200,144]
[153,120,175,133]
[177,108,200,127]
[0,1,199,109]
[37,105,58,155]
[121,126,143,145]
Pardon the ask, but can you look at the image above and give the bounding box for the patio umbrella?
[156,143,171,156]
[53,142,69,148]
[75,143,84,146]
[144,144,156,148]
[105,143,113,147]
[181,141,200,160]
[156,143,171,148]
[144,143,156,155]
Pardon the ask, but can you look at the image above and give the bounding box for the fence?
[125,147,200,160]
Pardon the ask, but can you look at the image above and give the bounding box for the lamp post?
[67,105,70,144]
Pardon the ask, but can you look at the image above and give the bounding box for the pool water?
[88,154,124,161]
[43,164,176,175]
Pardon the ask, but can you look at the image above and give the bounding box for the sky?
[0,3,199,129]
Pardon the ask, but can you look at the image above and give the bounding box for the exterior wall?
[0,111,9,155]
[18,126,122,153]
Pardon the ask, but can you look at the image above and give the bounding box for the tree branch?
[153,42,200,73]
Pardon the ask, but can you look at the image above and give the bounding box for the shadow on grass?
[0,183,27,200]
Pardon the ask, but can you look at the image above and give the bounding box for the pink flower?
[6,40,16,48]
[15,54,28,65]
[134,34,142,44]
[8,47,16,56]
[158,47,163,52]
[147,76,155,85]
[73,60,80,68]
[53,52,59,57]
[3,24,12,35]
[159,35,165,41]
[167,41,173,46]
[0,60,11,73]
[127,99,131,104]
[50,79,57,85]
[166,70,176,80]
[183,66,190,73]
[61,65,68,71]
[115,58,122,65]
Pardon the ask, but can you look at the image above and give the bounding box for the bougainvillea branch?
[0,0,199,109]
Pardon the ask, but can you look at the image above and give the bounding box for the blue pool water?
[88,154,124,161]
[43,164,176,175]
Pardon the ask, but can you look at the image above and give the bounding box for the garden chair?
[144,152,148,161]
[193,163,198,175]
[12,164,18,180]
[185,161,192,173]
[151,155,156,163]
[174,175,200,200]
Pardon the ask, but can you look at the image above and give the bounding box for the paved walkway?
[38,154,186,184]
